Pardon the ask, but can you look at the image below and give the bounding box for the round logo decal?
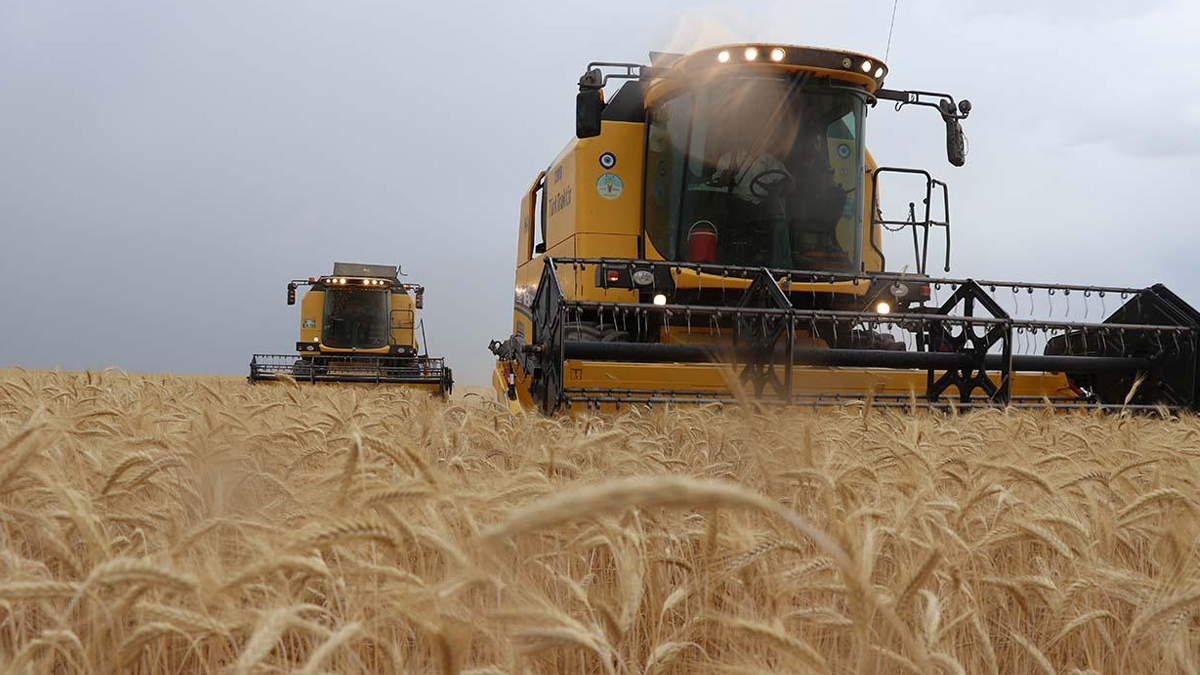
[596,173,624,200]
[837,143,851,159]
[599,152,617,169]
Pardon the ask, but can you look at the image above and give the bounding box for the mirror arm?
[580,61,649,91]
[875,88,970,120]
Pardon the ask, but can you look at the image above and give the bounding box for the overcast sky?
[2,0,1198,384]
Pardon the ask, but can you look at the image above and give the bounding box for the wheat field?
[1,369,1199,674]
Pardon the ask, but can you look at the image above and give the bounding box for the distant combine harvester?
[250,262,453,396]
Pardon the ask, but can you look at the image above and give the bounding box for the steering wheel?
[749,169,794,199]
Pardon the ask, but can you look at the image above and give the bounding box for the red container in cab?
[687,221,718,263]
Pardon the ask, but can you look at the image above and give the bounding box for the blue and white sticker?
[599,152,617,169]
[596,173,624,200]
[302,318,317,329]
[836,143,851,159]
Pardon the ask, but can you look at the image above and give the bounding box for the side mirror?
[939,99,969,167]
[945,118,966,167]
[576,89,603,139]
[287,282,297,306]
[415,289,424,310]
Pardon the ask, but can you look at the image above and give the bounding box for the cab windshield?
[644,75,866,271]
[322,289,390,349]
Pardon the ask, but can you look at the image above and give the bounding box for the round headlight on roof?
[861,60,873,73]
[744,47,758,61]
[770,47,786,62]
[717,50,731,64]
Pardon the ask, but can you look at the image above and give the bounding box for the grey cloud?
[1069,118,1200,159]
[955,0,1177,23]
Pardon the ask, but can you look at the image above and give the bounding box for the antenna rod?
[885,0,900,61]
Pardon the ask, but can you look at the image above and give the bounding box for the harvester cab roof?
[489,43,1200,414]
[300,263,425,305]
[331,262,399,280]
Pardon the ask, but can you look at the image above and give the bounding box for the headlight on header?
[632,270,654,286]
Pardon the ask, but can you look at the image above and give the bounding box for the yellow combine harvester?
[490,44,1200,413]
[251,262,453,396]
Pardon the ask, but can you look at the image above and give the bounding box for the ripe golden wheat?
[1,368,1199,674]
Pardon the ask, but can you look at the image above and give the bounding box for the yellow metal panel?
[512,262,540,341]
[491,363,533,414]
[544,148,577,250]
[559,360,1079,410]
[389,290,417,351]
[575,232,637,259]
[573,122,643,237]
[298,289,324,347]
[544,121,643,248]
[671,268,872,296]
[496,351,1082,414]
[320,345,391,355]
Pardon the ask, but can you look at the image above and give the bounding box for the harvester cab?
[490,44,1200,413]
[251,262,453,396]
